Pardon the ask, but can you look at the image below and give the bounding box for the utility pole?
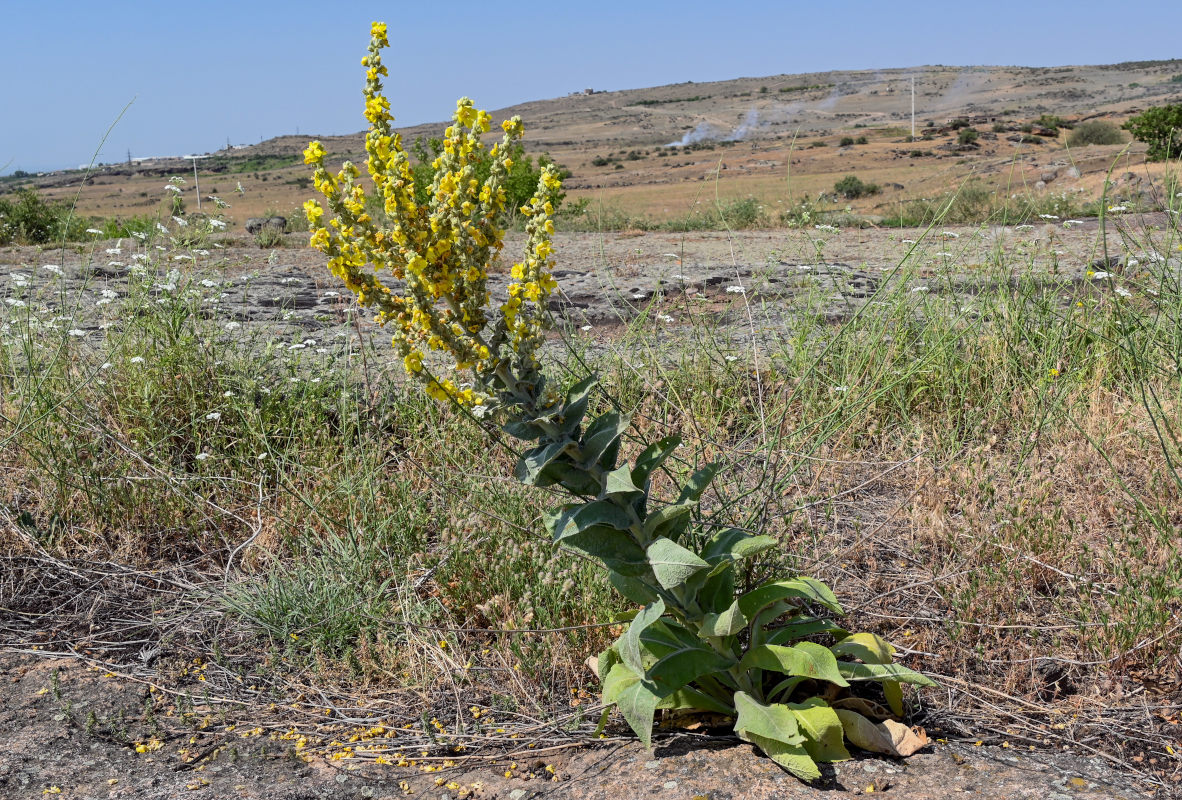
[191,157,202,213]
[911,76,916,140]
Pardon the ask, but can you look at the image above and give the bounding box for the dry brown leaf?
[832,696,894,720]
[835,709,930,757]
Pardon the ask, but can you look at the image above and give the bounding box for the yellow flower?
[303,140,326,165]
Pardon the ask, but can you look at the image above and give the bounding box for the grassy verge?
[1,201,1180,785]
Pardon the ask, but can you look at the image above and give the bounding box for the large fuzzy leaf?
[676,462,723,503]
[514,439,573,485]
[646,537,709,590]
[608,570,660,605]
[831,632,904,716]
[630,435,682,489]
[738,577,844,619]
[699,600,748,637]
[738,642,850,687]
[702,528,777,564]
[830,632,896,664]
[733,691,819,781]
[601,662,660,748]
[545,501,648,575]
[788,698,851,764]
[837,661,937,687]
[642,500,695,542]
[657,686,735,716]
[765,617,850,646]
[646,639,735,696]
[620,600,665,676]
[603,463,643,498]
[580,411,631,468]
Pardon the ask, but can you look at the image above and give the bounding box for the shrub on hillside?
[1123,104,1182,161]
[0,188,88,245]
[957,128,980,146]
[1067,121,1125,147]
[834,175,880,199]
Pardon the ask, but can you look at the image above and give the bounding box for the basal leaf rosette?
[303,21,562,412]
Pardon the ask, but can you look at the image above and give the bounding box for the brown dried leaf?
[835,709,930,757]
[831,696,894,720]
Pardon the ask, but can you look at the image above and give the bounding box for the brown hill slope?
[13,60,1182,226]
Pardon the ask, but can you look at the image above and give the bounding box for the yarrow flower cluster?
[303,21,562,413]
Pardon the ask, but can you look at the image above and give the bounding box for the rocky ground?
[0,651,1151,800]
[1,214,1177,359]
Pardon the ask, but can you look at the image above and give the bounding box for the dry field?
[2,59,1182,799]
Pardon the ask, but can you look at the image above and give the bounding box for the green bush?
[833,175,880,199]
[855,135,868,145]
[1123,104,1182,161]
[399,136,568,222]
[1036,114,1066,132]
[839,136,855,147]
[0,188,88,245]
[957,128,979,146]
[1067,120,1125,147]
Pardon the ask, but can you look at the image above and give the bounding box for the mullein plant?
[303,21,935,781]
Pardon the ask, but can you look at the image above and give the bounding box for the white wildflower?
[205,412,221,420]
[725,285,746,294]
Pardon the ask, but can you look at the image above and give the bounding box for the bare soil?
[0,650,1151,800]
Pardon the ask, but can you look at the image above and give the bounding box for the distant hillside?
[10,60,1182,226]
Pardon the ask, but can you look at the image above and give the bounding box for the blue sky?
[2,0,1178,174]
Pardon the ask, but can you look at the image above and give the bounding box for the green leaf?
[546,500,633,541]
[558,375,598,436]
[746,732,821,781]
[788,698,851,763]
[677,462,723,503]
[642,500,695,541]
[695,562,736,614]
[608,570,660,605]
[733,691,804,744]
[765,617,850,646]
[703,528,777,564]
[837,661,937,687]
[545,501,648,575]
[502,419,545,440]
[595,645,621,685]
[603,463,643,497]
[620,600,665,676]
[646,640,734,695]
[656,686,735,716]
[738,642,850,687]
[766,675,810,702]
[580,411,631,469]
[630,434,681,488]
[514,439,573,485]
[646,537,709,590]
[700,600,748,637]
[733,691,819,781]
[831,632,905,715]
[601,662,660,748]
[830,632,896,664]
[737,577,844,620]
[884,681,905,718]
